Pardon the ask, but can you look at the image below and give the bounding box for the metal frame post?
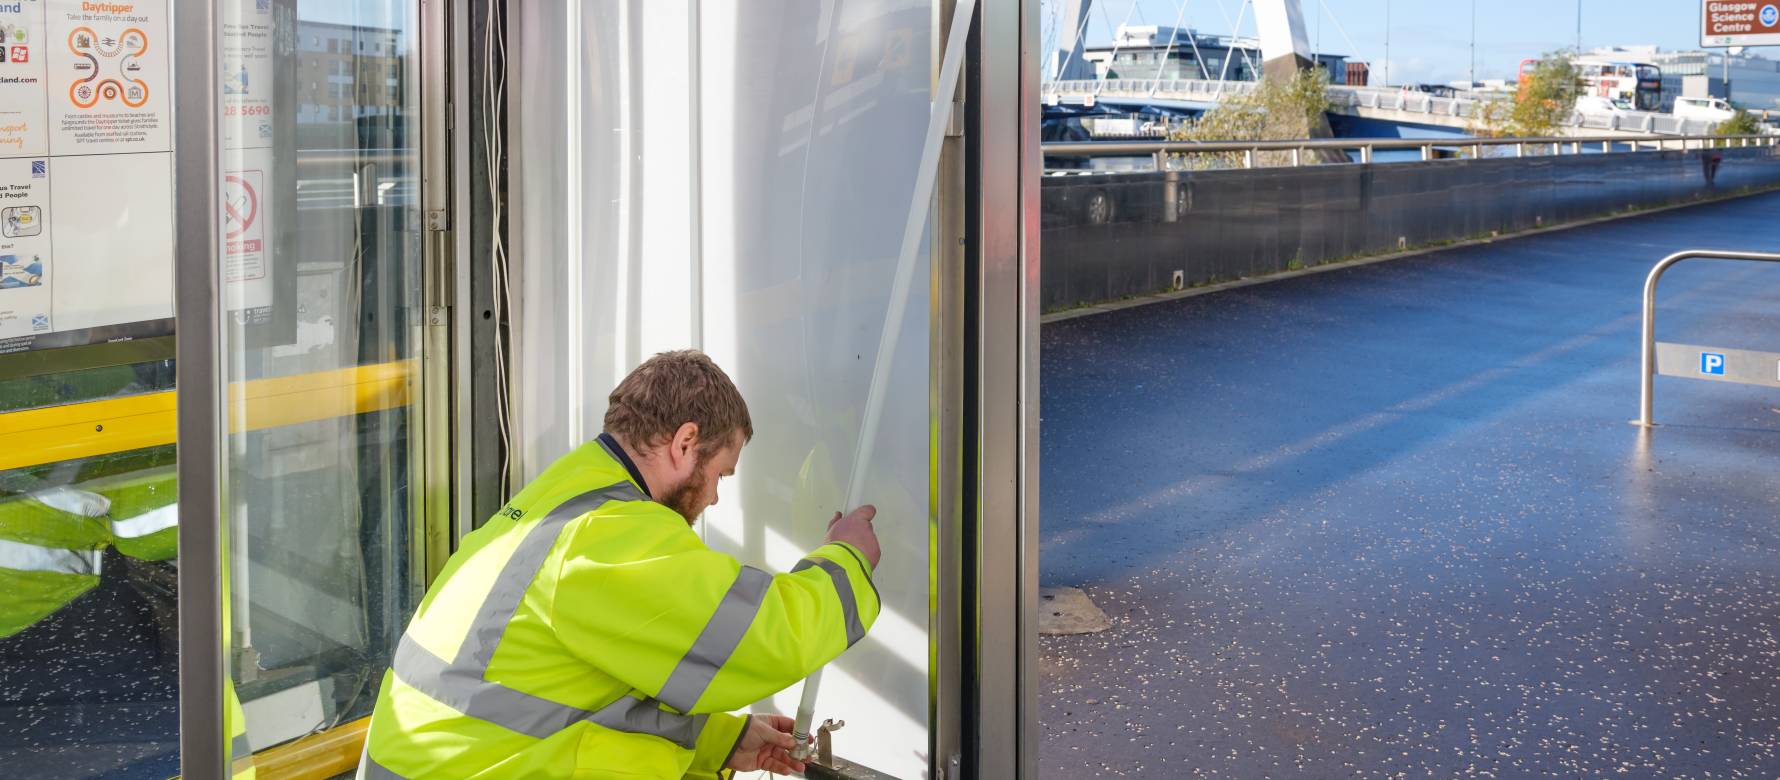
[173,0,228,777]
[1638,250,1780,427]
[970,0,1039,775]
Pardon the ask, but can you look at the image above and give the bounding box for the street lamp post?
[1575,0,1582,53]
[1470,0,1477,86]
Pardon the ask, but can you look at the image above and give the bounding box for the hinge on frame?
[426,209,452,325]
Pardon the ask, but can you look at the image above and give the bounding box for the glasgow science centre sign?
[1703,1,1780,46]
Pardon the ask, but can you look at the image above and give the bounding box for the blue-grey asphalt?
[1040,191,1780,778]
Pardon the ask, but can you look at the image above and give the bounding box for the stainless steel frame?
[932,1,967,773]
[418,0,456,581]
[449,0,476,551]
[173,0,227,776]
[1045,133,1780,171]
[971,0,1040,776]
[1637,249,1780,427]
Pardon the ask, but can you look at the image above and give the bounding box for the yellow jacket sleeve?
[684,712,749,779]
[549,514,880,717]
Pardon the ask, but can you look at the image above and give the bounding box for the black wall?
[1041,147,1780,312]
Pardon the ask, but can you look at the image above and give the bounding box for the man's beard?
[659,463,709,524]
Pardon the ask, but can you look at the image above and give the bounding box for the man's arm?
[549,510,881,716]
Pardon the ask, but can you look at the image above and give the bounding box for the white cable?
[789,0,977,758]
[1315,0,1365,81]
[484,0,513,495]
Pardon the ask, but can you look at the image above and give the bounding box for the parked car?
[1672,96,1737,123]
[1575,95,1632,115]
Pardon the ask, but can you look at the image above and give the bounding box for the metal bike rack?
[1638,249,1780,427]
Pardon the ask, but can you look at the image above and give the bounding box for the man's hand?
[824,505,881,570]
[725,714,807,775]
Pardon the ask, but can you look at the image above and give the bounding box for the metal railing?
[1638,250,1780,427]
[1043,78,1728,137]
[1043,133,1780,172]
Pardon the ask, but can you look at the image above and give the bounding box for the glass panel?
[215,0,422,769]
[513,2,936,776]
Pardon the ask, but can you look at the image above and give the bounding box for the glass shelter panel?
[513,2,938,777]
[212,0,423,770]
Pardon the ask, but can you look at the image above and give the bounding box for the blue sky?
[1054,0,1780,84]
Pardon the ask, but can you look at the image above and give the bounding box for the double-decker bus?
[1520,57,1662,112]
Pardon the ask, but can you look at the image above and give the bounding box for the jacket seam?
[830,543,881,606]
[719,714,751,773]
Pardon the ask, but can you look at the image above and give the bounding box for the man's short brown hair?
[604,350,753,457]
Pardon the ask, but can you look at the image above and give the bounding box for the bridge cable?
[1055,0,1098,83]
[1211,0,1253,97]
[1214,0,1257,85]
[1182,12,1213,80]
[1315,0,1367,83]
[1094,0,1145,94]
[1148,0,1192,86]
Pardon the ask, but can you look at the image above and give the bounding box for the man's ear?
[670,422,701,470]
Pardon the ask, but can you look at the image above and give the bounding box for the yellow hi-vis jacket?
[361,434,880,778]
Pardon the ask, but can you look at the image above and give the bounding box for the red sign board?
[1702,1,1780,47]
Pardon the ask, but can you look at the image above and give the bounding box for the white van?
[1673,96,1737,122]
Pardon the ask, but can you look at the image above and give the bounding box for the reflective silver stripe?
[28,486,111,517]
[359,752,405,780]
[111,504,179,539]
[0,538,102,577]
[793,557,866,647]
[390,481,709,748]
[229,732,254,776]
[454,483,647,669]
[656,566,773,713]
[393,634,707,749]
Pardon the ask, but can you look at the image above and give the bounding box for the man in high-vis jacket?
[362,350,882,778]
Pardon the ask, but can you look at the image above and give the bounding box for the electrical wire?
[484,0,512,496]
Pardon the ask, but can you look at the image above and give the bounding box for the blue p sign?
[1702,352,1726,375]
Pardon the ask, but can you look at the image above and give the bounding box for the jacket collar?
[596,432,652,498]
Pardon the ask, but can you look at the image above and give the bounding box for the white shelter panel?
[513,2,936,777]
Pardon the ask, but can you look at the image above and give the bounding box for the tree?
[1471,51,1582,143]
[1165,68,1334,169]
[1715,109,1763,139]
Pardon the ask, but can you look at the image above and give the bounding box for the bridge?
[1043,78,1725,138]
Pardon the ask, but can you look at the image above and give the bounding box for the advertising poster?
[0,156,53,339]
[0,0,48,158]
[222,0,273,150]
[47,0,170,155]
